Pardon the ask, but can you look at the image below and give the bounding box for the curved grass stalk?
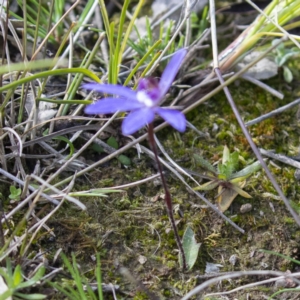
[0,67,100,97]
[0,58,60,77]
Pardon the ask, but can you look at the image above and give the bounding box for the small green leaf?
[283,65,293,83]
[278,51,298,67]
[0,290,12,300]
[13,265,23,286]
[231,183,252,198]
[91,143,104,153]
[194,181,219,191]
[13,293,46,300]
[10,186,20,196]
[52,136,74,159]
[218,164,232,180]
[228,151,239,172]
[193,154,216,174]
[107,137,118,149]
[8,186,22,200]
[118,155,131,166]
[179,226,201,271]
[222,145,230,164]
[231,160,261,179]
[17,266,45,289]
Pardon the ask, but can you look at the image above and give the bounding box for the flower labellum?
[83,49,187,135]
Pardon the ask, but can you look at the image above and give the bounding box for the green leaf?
[10,186,21,196]
[219,148,239,179]
[0,290,12,300]
[228,151,239,172]
[231,160,261,179]
[13,265,23,287]
[179,226,201,271]
[118,155,131,166]
[193,154,216,174]
[278,51,298,67]
[91,143,104,154]
[0,275,11,300]
[194,181,219,191]
[217,164,232,180]
[283,65,293,83]
[231,183,252,198]
[222,145,230,164]
[107,137,118,149]
[13,292,46,300]
[52,136,74,159]
[17,266,45,289]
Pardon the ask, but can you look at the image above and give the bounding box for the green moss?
[284,217,296,224]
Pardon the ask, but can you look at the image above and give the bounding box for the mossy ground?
[35,76,300,299]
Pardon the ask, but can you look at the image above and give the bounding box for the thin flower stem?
[148,123,187,271]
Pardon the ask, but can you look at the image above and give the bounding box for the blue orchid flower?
[83,49,187,135]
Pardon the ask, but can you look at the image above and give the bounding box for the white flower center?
[136,91,154,107]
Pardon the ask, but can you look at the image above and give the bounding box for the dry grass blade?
[181,270,300,300]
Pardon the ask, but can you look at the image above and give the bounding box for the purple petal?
[122,108,155,135]
[159,49,187,97]
[82,83,137,100]
[156,108,186,132]
[85,98,144,114]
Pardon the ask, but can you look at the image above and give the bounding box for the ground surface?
[43,77,300,299]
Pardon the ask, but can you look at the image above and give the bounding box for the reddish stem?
[148,123,187,270]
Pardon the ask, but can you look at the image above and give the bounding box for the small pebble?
[269,201,275,213]
[138,255,147,265]
[240,203,252,213]
[205,262,223,274]
[294,169,300,181]
[229,254,238,266]
[260,262,268,268]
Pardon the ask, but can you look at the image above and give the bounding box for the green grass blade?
[134,51,161,88]
[0,58,59,76]
[231,160,262,179]
[53,136,74,160]
[0,68,100,99]
[98,0,110,39]
[62,33,105,115]
[117,0,145,71]
[193,154,216,174]
[96,253,104,300]
[36,98,92,105]
[115,0,131,69]
[124,39,162,86]
[109,21,115,83]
